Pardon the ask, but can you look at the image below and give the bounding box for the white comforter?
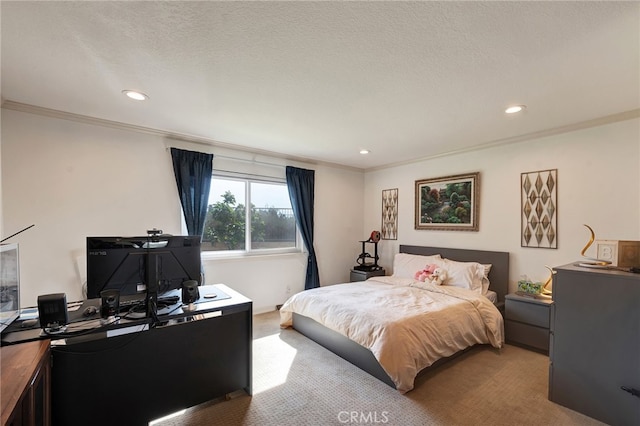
[279,276,504,393]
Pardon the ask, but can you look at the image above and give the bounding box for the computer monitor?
[0,243,20,333]
[86,235,202,301]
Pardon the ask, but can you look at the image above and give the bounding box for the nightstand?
[505,293,553,353]
[350,268,385,282]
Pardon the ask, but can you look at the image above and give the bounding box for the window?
[201,176,298,254]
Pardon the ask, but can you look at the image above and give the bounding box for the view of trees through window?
[201,178,297,252]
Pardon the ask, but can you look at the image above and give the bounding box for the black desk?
[2,284,252,426]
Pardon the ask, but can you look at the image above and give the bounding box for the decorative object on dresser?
[542,265,555,294]
[578,224,611,267]
[594,239,640,267]
[381,188,398,240]
[414,172,479,231]
[520,169,557,248]
[505,293,553,353]
[549,263,639,426]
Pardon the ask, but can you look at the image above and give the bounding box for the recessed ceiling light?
[505,105,526,114]
[360,149,370,155]
[122,90,149,101]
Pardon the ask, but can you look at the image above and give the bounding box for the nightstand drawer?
[505,298,550,328]
[505,320,550,352]
[350,269,385,282]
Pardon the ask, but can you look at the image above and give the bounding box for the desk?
[2,284,252,426]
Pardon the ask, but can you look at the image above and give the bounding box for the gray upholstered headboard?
[399,245,510,303]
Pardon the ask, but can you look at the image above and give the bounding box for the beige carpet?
[154,311,605,426]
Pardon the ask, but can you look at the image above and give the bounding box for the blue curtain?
[286,166,320,290]
[170,148,213,237]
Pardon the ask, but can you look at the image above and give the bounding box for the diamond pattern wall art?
[381,188,398,240]
[521,169,557,248]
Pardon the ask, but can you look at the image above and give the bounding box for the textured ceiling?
[2,1,639,170]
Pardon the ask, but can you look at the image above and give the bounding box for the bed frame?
[292,245,510,389]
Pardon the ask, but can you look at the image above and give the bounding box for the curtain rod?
[166,146,288,169]
[214,154,287,169]
[212,169,286,181]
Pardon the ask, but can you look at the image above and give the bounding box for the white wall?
[0,109,3,240]
[1,109,365,313]
[205,163,365,313]
[314,165,367,285]
[363,118,640,291]
[4,107,637,310]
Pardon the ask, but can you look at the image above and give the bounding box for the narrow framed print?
[521,169,557,248]
[415,172,479,231]
[381,188,398,240]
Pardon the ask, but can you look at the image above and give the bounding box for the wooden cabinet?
[549,264,640,426]
[1,339,51,426]
[505,293,553,353]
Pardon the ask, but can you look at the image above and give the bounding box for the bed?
[279,245,509,393]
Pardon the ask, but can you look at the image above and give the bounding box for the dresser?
[549,264,639,426]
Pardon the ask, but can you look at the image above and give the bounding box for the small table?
[505,292,553,353]
[350,268,385,281]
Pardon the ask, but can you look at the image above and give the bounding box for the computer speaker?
[37,293,68,330]
[100,289,120,318]
[182,280,200,304]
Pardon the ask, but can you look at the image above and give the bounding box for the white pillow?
[441,258,485,294]
[481,264,492,294]
[392,253,442,279]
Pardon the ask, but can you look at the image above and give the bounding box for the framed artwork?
[415,172,479,231]
[381,188,398,240]
[521,169,557,248]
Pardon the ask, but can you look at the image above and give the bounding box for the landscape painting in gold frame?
[415,172,479,231]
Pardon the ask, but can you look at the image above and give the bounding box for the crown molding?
[4,100,636,174]
[366,108,640,172]
[1,100,364,173]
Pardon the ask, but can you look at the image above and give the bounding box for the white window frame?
[200,172,302,260]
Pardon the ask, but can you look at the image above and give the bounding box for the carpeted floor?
[154,311,605,426]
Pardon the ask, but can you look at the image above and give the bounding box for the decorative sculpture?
[542,265,555,295]
[354,231,382,271]
[578,224,611,268]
